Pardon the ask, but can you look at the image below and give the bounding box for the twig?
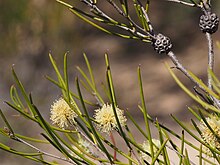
[14,136,76,164]
[167,51,206,92]
[166,144,197,165]
[137,0,201,90]
[93,92,103,107]
[106,0,126,17]
[168,51,220,108]
[80,0,114,22]
[206,33,214,90]
[106,0,154,38]
[199,0,220,108]
[166,0,201,7]
[126,144,142,165]
[77,129,108,159]
[140,6,154,34]
[79,0,153,41]
[205,33,220,108]
[201,0,211,12]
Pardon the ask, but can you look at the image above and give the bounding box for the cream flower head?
[50,97,77,129]
[93,103,127,134]
[140,139,161,163]
[200,116,220,154]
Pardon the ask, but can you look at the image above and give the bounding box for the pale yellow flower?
[200,116,220,155]
[140,139,161,163]
[50,98,77,129]
[93,104,127,133]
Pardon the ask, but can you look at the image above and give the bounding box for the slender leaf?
[188,71,219,99]
[5,101,37,122]
[76,77,113,163]
[156,119,170,165]
[0,109,14,136]
[151,139,168,165]
[31,104,80,164]
[15,134,49,144]
[172,114,220,155]
[188,107,201,120]
[63,52,70,101]
[179,130,184,165]
[183,149,190,165]
[49,54,66,92]
[11,67,37,117]
[0,142,42,156]
[125,109,148,139]
[46,75,94,106]
[137,66,154,158]
[10,85,25,110]
[167,63,219,113]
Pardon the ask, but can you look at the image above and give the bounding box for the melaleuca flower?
[50,97,77,129]
[200,116,220,153]
[93,104,127,134]
[140,139,161,164]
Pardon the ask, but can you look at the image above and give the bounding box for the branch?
[14,136,76,164]
[80,0,114,22]
[58,0,220,107]
[105,0,154,38]
[205,33,220,108]
[166,144,197,165]
[166,0,201,7]
[167,51,206,91]
[77,129,107,159]
[206,33,214,89]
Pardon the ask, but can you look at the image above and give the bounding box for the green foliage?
[0,51,219,164]
[0,54,167,164]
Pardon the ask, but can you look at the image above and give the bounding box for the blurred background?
[0,0,220,164]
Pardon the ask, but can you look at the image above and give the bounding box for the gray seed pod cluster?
[152,33,172,54]
[199,12,219,34]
